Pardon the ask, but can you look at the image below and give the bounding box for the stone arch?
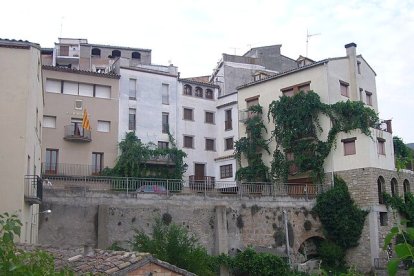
[131,51,141,59]
[111,50,121,58]
[297,235,325,261]
[378,176,385,204]
[183,84,192,95]
[403,179,410,194]
[91,48,101,57]
[391,178,399,197]
[195,86,203,97]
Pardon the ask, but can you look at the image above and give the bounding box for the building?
[236,42,414,270]
[0,39,44,243]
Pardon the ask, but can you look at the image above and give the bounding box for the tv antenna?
[229,47,240,55]
[306,29,321,57]
[60,16,65,37]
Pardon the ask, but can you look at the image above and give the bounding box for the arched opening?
[298,236,325,261]
[378,176,385,204]
[391,178,398,197]
[183,84,192,96]
[206,89,213,99]
[195,87,203,97]
[404,179,410,194]
[91,48,101,57]
[131,52,141,59]
[111,50,121,58]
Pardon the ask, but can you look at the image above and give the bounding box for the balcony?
[42,163,103,177]
[64,125,91,142]
[189,176,216,191]
[24,175,43,204]
[238,109,258,123]
[375,119,392,133]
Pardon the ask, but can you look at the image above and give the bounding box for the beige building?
[0,39,44,243]
[41,66,120,176]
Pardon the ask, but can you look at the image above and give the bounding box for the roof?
[43,65,120,79]
[84,43,151,52]
[0,38,41,50]
[17,244,196,276]
[238,59,329,90]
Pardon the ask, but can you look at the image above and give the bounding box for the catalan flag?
[82,109,91,130]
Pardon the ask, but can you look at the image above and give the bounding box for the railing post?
[126,177,129,196]
[305,184,308,201]
[166,179,169,197]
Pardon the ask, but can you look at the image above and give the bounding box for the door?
[194,163,205,181]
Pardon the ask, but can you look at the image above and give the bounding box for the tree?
[131,218,217,275]
[0,212,72,275]
[393,136,413,171]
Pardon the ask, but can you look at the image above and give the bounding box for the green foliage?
[317,240,346,271]
[0,212,72,275]
[234,104,270,182]
[383,192,414,226]
[104,132,187,179]
[218,247,302,276]
[393,136,413,171]
[268,91,379,182]
[131,218,217,276]
[313,176,368,249]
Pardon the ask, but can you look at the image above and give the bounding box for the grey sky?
[2,0,413,142]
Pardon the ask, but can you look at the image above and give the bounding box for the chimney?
[345,43,358,100]
[345,42,357,57]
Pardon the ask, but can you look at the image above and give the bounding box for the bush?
[318,240,345,270]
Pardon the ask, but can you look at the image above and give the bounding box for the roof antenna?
[306,29,321,57]
[60,16,65,37]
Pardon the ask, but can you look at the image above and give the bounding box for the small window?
[298,84,310,93]
[45,79,62,93]
[195,87,203,97]
[95,85,111,99]
[340,81,349,97]
[129,79,137,100]
[378,176,385,204]
[79,83,94,97]
[225,137,234,151]
[282,88,294,97]
[97,121,110,132]
[129,108,136,130]
[366,91,373,106]
[205,138,215,151]
[43,116,56,128]
[158,141,169,149]
[162,113,169,133]
[225,109,232,130]
[91,48,101,57]
[131,52,141,59]
[205,89,213,99]
[183,84,192,96]
[205,112,214,124]
[111,50,121,57]
[379,212,388,226]
[391,178,398,197]
[357,61,361,74]
[63,81,78,95]
[183,108,194,121]
[183,136,194,148]
[403,180,410,194]
[359,88,364,103]
[220,164,233,179]
[377,138,385,155]
[342,138,356,155]
[162,84,169,104]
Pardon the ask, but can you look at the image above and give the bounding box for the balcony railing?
[189,176,216,191]
[239,109,259,123]
[64,125,91,142]
[375,119,392,133]
[42,163,104,176]
[24,175,43,204]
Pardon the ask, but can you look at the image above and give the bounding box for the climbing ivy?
[103,132,187,179]
[268,91,378,182]
[234,104,270,182]
[383,192,414,225]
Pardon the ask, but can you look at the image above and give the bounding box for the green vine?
[383,192,414,225]
[268,91,378,182]
[103,132,187,179]
[234,104,270,182]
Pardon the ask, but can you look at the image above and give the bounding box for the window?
[162,113,169,133]
[225,137,234,151]
[378,176,385,204]
[162,84,169,104]
[225,109,232,130]
[342,137,356,155]
[111,50,121,57]
[63,81,78,95]
[158,141,169,149]
[97,121,110,132]
[195,87,203,97]
[246,96,259,118]
[95,85,111,99]
[129,108,136,130]
[205,112,214,124]
[366,91,373,106]
[206,89,213,99]
[340,81,349,97]
[183,84,192,95]
[131,52,141,59]
[129,79,137,100]
[357,61,361,74]
[281,82,311,96]
[45,79,62,93]
[391,178,398,197]
[92,152,104,175]
[205,138,215,151]
[79,83,93,97]
[220,164,233,179]
[403,180,410,194]
[45,149,58,174]
[91,48,101,57]
[43,116,56,128]
[59,45,69,56]
[379,212,388,226]
[359,88,364,103]
[183,136,194,148]
[183,108,194,121]
[377,138,385,155]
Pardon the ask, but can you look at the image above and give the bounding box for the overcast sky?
[2,0,413,142]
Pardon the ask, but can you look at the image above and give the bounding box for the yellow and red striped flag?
[82,109,91,130]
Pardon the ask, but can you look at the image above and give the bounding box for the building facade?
[0,39,44,243]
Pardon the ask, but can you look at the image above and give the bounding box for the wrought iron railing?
[24,175,43,204]
[42,163,103,176]
[64,125,91,142]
